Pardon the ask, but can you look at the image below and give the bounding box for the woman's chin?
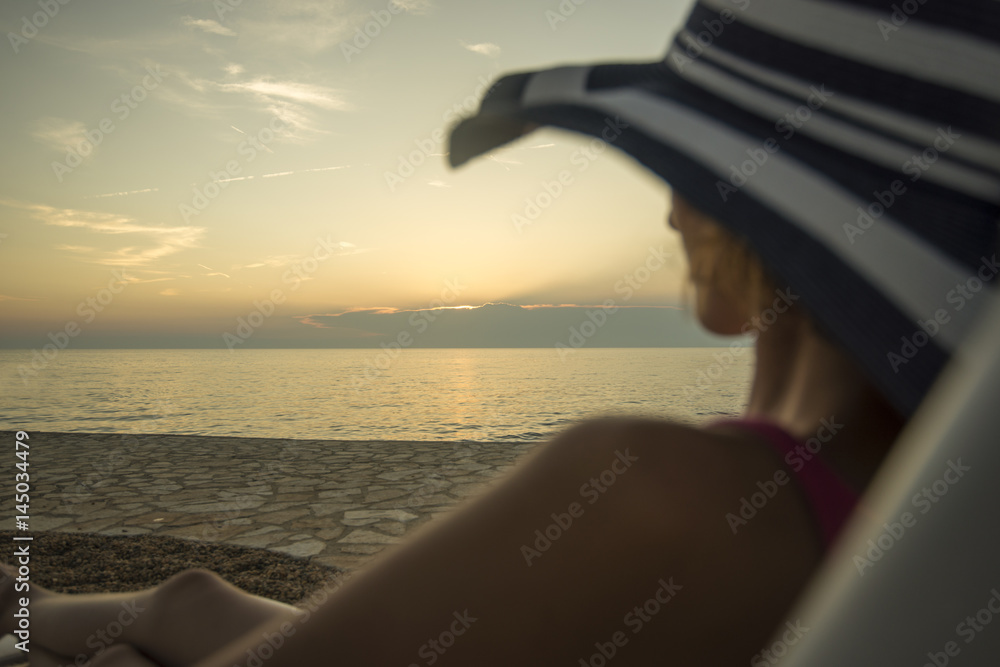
[694,297,749,337]
[698,318,746,337]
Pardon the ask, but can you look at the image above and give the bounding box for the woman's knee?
[145,568,228,632]
[155,568,227,600]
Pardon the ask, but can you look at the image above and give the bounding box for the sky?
[0,0,737,349]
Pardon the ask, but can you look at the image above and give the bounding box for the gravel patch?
[1,530,345,606]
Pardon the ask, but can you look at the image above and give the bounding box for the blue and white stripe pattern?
[449,0,1000,416]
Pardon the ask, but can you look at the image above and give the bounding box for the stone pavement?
[0,432,539,571]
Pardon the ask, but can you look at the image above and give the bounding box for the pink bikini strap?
[713,419,859,549]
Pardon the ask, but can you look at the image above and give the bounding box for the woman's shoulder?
[535,415,827,658]
[540,414,827,563]
[548,414,821,500]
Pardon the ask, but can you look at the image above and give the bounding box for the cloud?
[55,244,98,253]
[85,188,160,200]
[159,288,181,296]
[238,1,356,53]
[32,117,89,153]
[235,0,431,54]
[1,199,204,267]
[216,79,350,111]
[197,264,231,278]
[392,0,434,14]
[233,240,364,271]
[234,255,300,270]
[113,275,175,284]
[461,41,501,57]
[261,165,351,179]
[485,154,522,170]
[181,16,237,37]
[160,74,352,136]
[293,303,725,347]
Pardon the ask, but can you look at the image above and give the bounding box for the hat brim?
[446,27,1000,418]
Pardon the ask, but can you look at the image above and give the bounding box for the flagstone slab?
[342,509,419,526]
[0,431,538,572]
[363,488,411,503]
[339,530,400,545]
[272,540,326,558]
[230,533,289,549]
[168,499,268,514]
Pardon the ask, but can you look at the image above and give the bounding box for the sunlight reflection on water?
[0,348,752,441]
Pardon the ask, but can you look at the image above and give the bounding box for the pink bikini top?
[713,418,860,550]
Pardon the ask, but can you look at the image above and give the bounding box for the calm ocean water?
[0,348,753,442]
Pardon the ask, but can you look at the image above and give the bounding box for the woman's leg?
[6,417,823,666]
[1,565,305,667]
[194,417,823,667]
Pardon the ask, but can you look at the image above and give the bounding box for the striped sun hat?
[448,0,1000,417]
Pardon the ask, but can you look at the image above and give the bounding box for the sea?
[0,348,753,442]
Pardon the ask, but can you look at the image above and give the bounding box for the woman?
[5,0,998,664]
[6,193,902,666]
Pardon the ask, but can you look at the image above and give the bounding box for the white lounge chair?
[778,286,1000,664]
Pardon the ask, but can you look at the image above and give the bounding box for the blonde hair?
[681,206,777,318]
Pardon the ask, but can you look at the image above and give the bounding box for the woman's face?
[668,192,748,336]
